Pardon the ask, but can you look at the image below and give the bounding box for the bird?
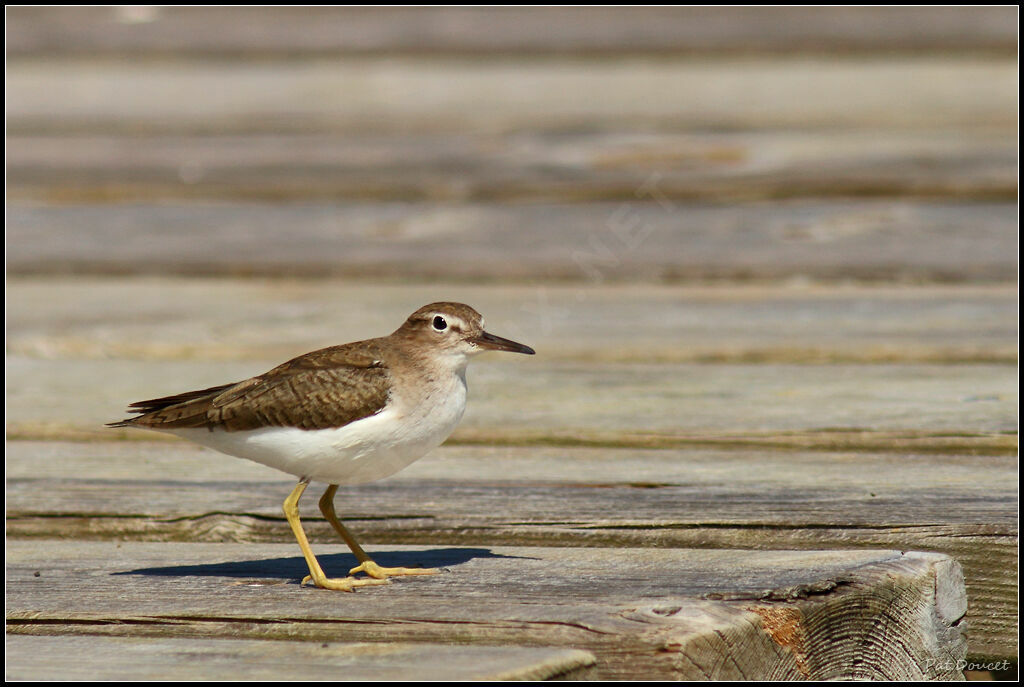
[109,302,535,591]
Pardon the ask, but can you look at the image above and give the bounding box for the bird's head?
[396,302,536,365]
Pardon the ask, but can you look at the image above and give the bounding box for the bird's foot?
[350,560,441,579]
[301,573,390,592]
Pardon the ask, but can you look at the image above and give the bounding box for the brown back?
[111,342,392,432]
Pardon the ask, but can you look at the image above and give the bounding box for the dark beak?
[472,331,536,355]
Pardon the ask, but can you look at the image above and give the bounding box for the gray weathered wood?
[5,6,1013,678]
[3,635,595,681]
[6,275,1015,661]
[7,60,1016,136]
[4,440,1015,662]
[5,541,967,680]
[7,355,1020,460]
[6,355,1017,440]
[6,7,1016,57]
[6,203,1018,282]
[6,131,1015,203]
[6,279,1017,363]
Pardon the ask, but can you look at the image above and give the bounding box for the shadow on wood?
[112,547,528,581]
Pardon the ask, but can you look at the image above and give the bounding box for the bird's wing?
[112,344,391,432]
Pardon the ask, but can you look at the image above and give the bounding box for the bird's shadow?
[114,548,523,582]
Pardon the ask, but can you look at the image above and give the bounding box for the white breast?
[170,371,467,485]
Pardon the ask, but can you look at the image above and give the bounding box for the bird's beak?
[471,331,536,355]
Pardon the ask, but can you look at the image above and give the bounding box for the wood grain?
[5,6,1015,677]
[8,278,1018,356]
[6,7,1016,57]
[6,131,1016,203]
[7,355,1017,443]
[5,439,1015,662]
[6,279,1017,365]
[7,59,1016,136]
[6,203,1018,282]
[4,635,596,681]
[5,541,967,680]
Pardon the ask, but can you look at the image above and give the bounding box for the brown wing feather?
[123,383,238,415]
[110,343,391,432]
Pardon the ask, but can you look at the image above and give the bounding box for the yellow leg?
[319,484,440,579]
[283,479,388,591]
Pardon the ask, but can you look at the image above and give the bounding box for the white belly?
[169,375,467,485]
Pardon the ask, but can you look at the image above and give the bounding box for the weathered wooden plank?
[6,7,1016,57]
[6,60,1015,136]
[6,279,1017,362]
[4,635,595,682]
[6,355,1017,440]
[6,202,1019,283]
[4,541,967,680]
[6,439,1017,488]
[7,442,1016,523]
[4,440,1015,662]
[7,442,1015,532]
[6,132,1015,203]
[5,281,1019,438]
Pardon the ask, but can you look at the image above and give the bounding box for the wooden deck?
[5,7,1017,681]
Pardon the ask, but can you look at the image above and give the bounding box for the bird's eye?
[432,315,448,331]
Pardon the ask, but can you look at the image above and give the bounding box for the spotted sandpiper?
[109,302,535,590]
